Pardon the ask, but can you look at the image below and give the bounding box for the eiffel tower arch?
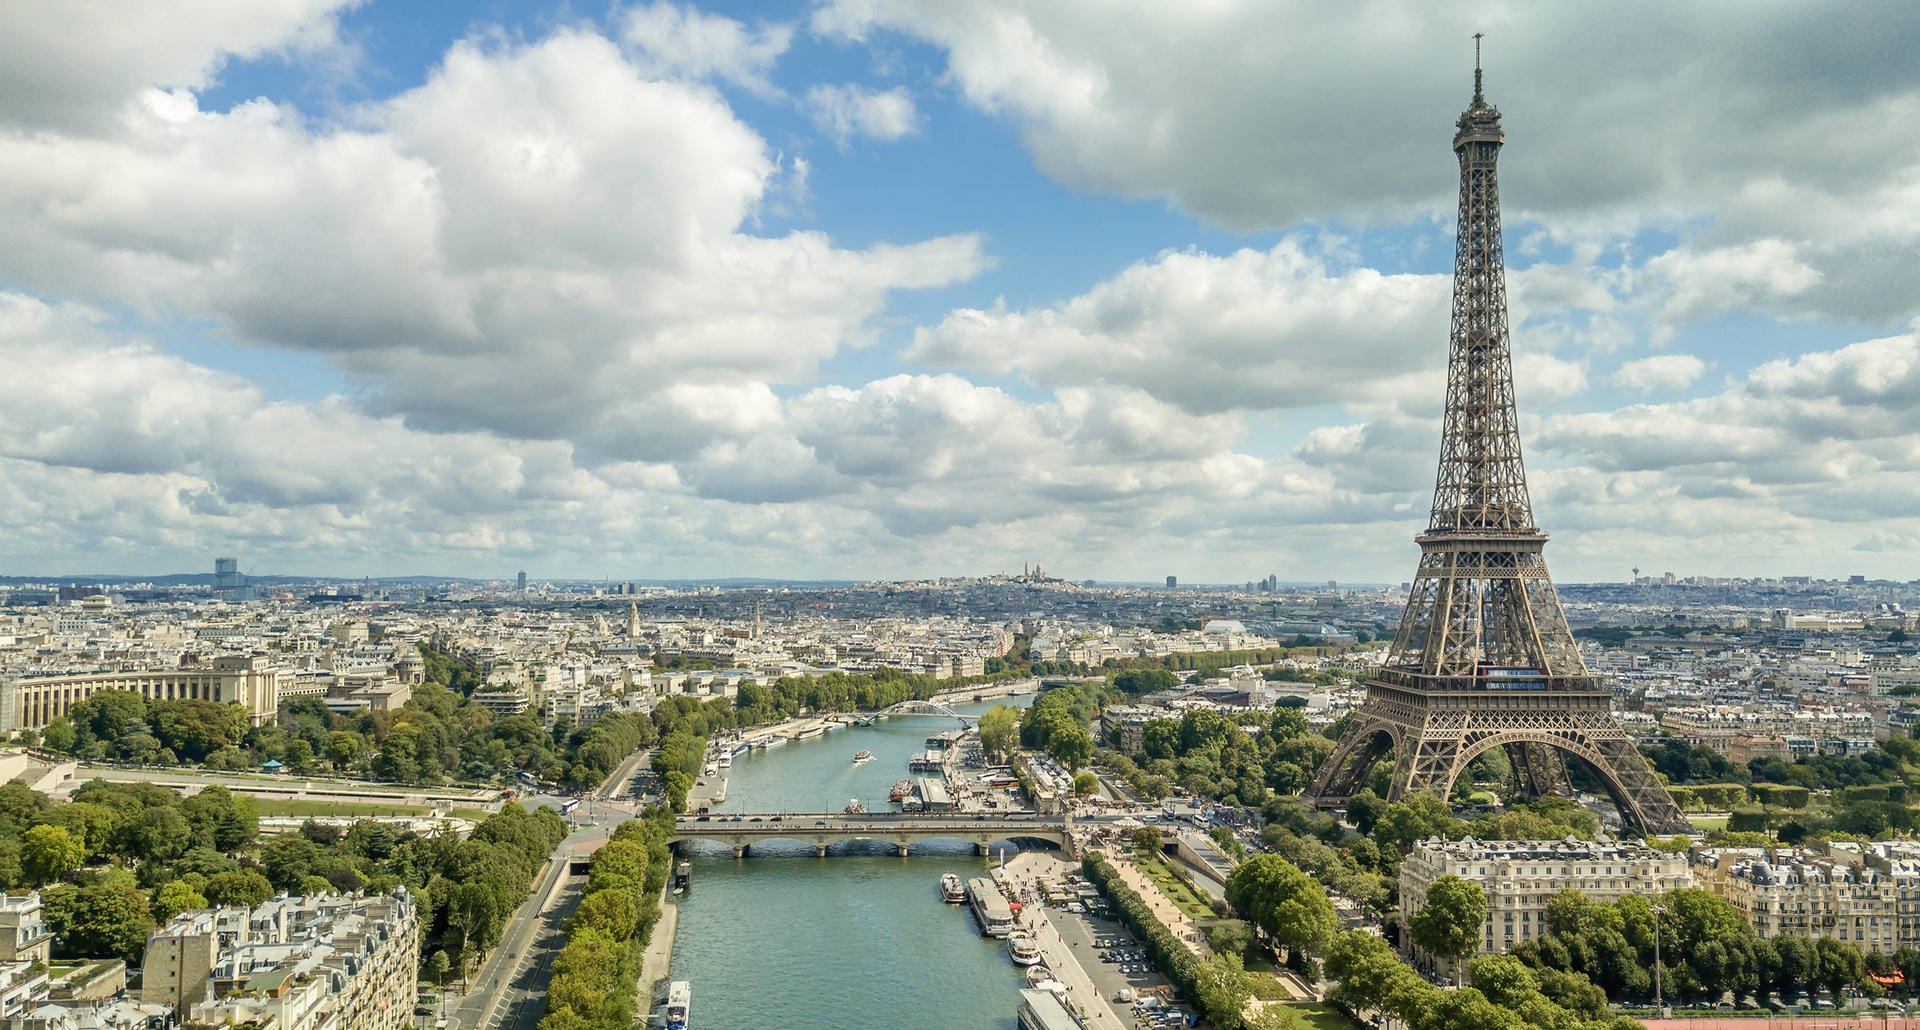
[1305,51,1689,836]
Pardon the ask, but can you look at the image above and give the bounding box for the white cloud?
[621,1,792,96]
[0,30,985,461]
[908,238,1449,415]
[816,2,1920,330]
[0,0,357,131]
[1645,239,1822,325]
[805,84,920,143]
[1612,354,1707,392]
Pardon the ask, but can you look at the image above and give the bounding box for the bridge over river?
[671,811,1071,857]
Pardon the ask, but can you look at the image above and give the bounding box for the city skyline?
[3,3,1918,583]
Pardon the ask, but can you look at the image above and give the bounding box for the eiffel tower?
[1305,44,1689,835]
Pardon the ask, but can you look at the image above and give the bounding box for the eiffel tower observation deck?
[1306,46,1689,835]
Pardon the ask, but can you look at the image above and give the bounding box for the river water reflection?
[665,696,1035,1029]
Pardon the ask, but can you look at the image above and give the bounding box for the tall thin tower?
[1306,43,1687,834]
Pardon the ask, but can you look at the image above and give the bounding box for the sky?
[2,1,1918,585]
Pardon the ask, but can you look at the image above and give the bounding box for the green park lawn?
[249,798,433,818]
[1282,1002,1364,1029]
[1133,850,1216,919]
[1688,814,1730,831]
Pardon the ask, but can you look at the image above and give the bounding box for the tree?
[41,882,153,962]
[1140,719,1181,760]
[182,786,257,852]
[153,880,209,921]
[425,949,451,986]
[261,835,323,891]
[1208,919,1252,959]
[22,824,85,885]
[1373,792,1460,859]
[1411,874,1489,969]
[1072,771,1099,797]
[977,706,1020,760]
[204,869,273,908]
[42,717,77,753]
[1225,854,1338,960]
[1112,668,1178,696]
[69,689,148,746]
[1130,826,1162,855]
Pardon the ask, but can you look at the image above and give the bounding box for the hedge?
[1083,853,1245,1029]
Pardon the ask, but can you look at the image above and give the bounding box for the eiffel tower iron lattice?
[1304,52,1689,835]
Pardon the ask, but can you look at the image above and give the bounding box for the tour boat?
[671,862,692,896]
[1025,964,1054,987]
[852,749,874,764]
[940,872,967,904]
[890,779,914,803]
[843,798,867,814]
[664,981,690,1030]
[1008,934,1044,966]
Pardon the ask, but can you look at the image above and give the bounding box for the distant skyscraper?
[1305,46,1686,834]
[1166,575,1178,589]
[516,570,527,592]
[212,556,247,597]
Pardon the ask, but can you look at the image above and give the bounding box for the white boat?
[664,981,690,1030]
[1008,934,1044,966]
[1025,964,1053,986]
[715,753,732,769]
[843,798,867,814]
[940,872,967,904]
[852,749,873,764]
[728,741,750,757]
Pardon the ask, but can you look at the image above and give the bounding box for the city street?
[439,749,652,1028]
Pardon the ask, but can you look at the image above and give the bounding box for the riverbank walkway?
[1101,851,1215,960]
[1000,852,1130,1030]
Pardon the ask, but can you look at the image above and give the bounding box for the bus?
[559,799,581,818]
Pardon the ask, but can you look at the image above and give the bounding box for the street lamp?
[1653,902,1669,1016]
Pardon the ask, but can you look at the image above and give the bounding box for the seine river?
[666,696,1036,1029]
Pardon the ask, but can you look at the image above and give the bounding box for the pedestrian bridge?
[670,811,1069,857]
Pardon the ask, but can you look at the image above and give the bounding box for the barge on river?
[967,877,1015,937]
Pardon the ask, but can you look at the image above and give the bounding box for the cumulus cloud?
[816,2,1920,331]
[0,0,357,131]
[0,30,985,461]
[1611,354,1707,392]
[909,239,1449,415]
[805,83,919,143]
[621,1,793,96]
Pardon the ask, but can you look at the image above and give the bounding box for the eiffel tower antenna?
[1306,52,1687,834]
[1472,32,1484,103]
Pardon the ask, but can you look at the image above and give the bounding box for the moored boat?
[1008,933,1044,966]
[940,872,967,904]
[843,798,867,814]
[671,862,692,896]
[664,981,690,1030]
[889,779,914,802]
[968,877,1015,937]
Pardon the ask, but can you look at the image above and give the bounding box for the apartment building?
[1399,838,1693,973]
[1695,842,1920,953]
[0,894,51,965]
[142,890,418,1030]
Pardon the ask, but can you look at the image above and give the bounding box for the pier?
[671,811,1070,858]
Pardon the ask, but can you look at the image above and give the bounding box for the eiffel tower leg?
[1305,717,1398,808]
[1584,732,1691,835]
[1507,741,1570,799]
[1505,742,1537,797]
